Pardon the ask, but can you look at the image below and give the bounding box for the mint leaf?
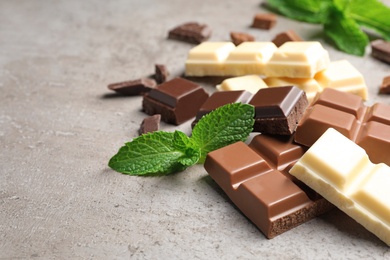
[191,103,255,163]
[349,0,390,41]
[324,5,368,56]
[108,130,200,176]
[266,0,332,23]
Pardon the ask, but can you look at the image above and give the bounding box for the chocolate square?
[251,13,277,30]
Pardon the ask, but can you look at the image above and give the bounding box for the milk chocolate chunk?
[272,30,302,47]
[249,86,309,135]
[295,88,390,165]
[107,78,156,96]
[155,64,169,84]
[168,22,211,44]
[230,32,255,46]
[139,114,161,135]
[251,13,277,30]
[191,90,252,128]
[379,76,390,94]
[142,77,208,125]
[204,135,332,239]
[371,39,390,64]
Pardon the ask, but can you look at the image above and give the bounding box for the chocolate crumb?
[251,13,277,30]
[272,30,302,47]
[230,32,255,46]
[168,22,211,44]
[108,78,157,96]
[139,114,161,135]
[379,76,390,94]
[155,64,169,84]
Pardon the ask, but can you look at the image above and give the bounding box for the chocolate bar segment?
[107,78,156,96]
[168,22,211,44]
[272,30,302,47]
[379,76,390,94]
[249,86,309,135]
[230,32,255,46]
[251,13,277,30]
[204,135,332,239]
[142,78,208,125]
[371,39,390,64]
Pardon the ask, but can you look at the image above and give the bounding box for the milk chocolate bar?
[251,13,277,30]
[294,88,390,165]
[168,22,211,44]
[230,32,255,46]
[290,128,390,246]
[371,39,390,64]
[249,86,309,135]
[204,134,333,239]
[107,78,156,96]
[142,78,208,125]
[272,30,302,47]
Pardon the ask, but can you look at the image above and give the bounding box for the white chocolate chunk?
[216,75,268,94]
[314,60,368,100]
[290,128,390,246]
[264,77,321,102]
[264,42,330,78]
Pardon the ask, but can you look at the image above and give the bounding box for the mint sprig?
[108,103,255,176]
[266,0,390,56]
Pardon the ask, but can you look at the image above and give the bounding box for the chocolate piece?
[191,90,252,128]
[204,134,333,239]
[155,64,169,84]
[230,32,255,46]
[249,86,309,135]
[107,78,156,96]
[168,22,211,44]
[251,13,277,30]
[272,30,302,47]
[371,39,390,64]
[142,77,209,125]
[139,114,161,135]
[295,88,390,165]
[379,75,390,94]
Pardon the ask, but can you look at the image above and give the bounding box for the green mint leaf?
[266,0,332,23]
[108,130,200,176]
[191,103,255,164]
[349,0,390,41]
[324,5,368,56]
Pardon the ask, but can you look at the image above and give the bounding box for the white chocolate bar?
[290,128,390,246]
[314,60,368,100]
[216,75,268,94]
[264,42,330,78]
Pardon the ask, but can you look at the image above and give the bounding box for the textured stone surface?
[1,0,390,259]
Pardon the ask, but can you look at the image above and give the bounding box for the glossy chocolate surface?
[204,134,332,238]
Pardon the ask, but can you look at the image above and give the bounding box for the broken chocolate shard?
[249,86,309,135]
[139,114,161,135]
[107,78,156,96]
[142,77,209,125]
[251,13,277,30]
[371,39,390,64]
[155,64,169,84]
[272,30,302,47]
[168,22,211,44]
[230,32,255,46]
[379,75,390,94]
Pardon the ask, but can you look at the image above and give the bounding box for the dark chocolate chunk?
[251,13,277,30]
[371,39,390,64]
[249,86,309,135]
[155,64,169,84]
[204,134,332,239]
[230,32,255,46]
[272,30,302,47]
[139,114,161,135]
[379,75,390,94]
[191,90,253,128]
[107,78,156,96]
[168,22,211,44]
[142,77,209,125]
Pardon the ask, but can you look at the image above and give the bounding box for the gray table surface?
[1,0,390,259]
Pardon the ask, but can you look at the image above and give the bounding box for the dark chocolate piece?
[204,134,332,239]
[155,64,169,84]
[249,86,309,135]
[139,114,161,135]
[230,32,255,46]
[168,22,211,44]
[295,88,390,165]
[379,75,390,94]
[251,13,277,30]
[272,30,302,47]
[371,39,390,64]
[107,78,156,96]
[142,77,209,125]
[191,90,253,128]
